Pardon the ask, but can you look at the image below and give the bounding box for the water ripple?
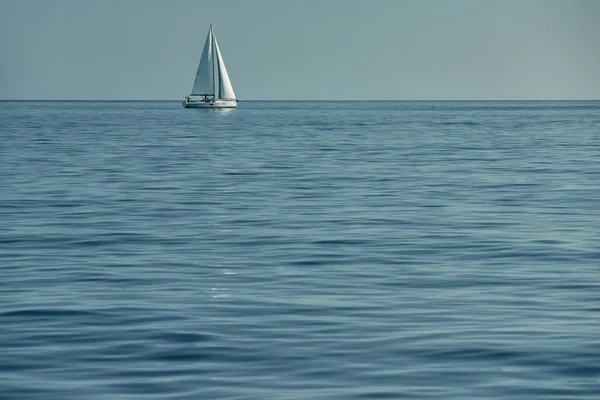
[1,100,599,399]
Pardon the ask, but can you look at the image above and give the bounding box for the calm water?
[1,100,599,399]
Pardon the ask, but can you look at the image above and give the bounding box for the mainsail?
[191,27,214,96]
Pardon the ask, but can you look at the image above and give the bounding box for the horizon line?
[2,99,599,102]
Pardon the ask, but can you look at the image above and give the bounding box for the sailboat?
[183,25,237,108]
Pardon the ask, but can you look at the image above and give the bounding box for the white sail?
[213,37,236,100]
[191,27,214,96]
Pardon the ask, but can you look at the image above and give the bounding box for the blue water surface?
[1,100,599,399]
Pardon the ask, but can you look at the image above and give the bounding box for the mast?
[211,24,216,99]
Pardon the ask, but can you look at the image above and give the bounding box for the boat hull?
[182,99,237,108]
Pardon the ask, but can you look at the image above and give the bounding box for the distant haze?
[1,0,599,100]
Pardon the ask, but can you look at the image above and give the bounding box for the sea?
[0,100,599,399]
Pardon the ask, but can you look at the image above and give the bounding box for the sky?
[1,0,599,100]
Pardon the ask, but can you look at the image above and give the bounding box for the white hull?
[182,99,237,108]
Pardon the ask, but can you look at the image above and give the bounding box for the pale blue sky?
[1,0,599,100]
